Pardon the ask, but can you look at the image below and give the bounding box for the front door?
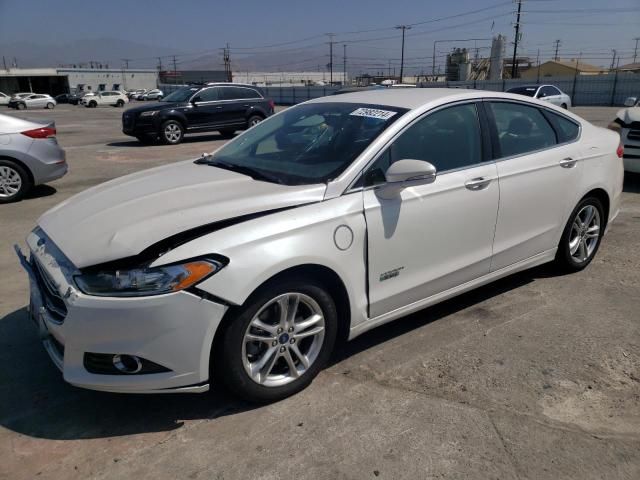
[185,87,223,129]
[363,102,500,318]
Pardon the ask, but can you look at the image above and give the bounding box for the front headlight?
[139,110,158,117]
[74,259,224,297]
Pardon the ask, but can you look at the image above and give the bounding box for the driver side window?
[360,103,483,187]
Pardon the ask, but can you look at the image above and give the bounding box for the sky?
[0,0,638,72]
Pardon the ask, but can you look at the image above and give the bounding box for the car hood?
[616,106,640,124]
[38,160,327,268]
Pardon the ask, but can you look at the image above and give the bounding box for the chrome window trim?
[345,99,489,193]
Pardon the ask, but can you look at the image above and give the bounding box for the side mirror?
[376,159,437,199]
[624,97,638,107]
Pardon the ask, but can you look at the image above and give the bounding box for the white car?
[506,84,572,109]
[10,94,56,110]
[142,89,163,101]
[610,96,640,173]
[82,91,129,108]
[16,89,623,401]
[0,92,10,106]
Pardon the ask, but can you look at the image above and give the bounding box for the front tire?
[555,196,605,272]
[17,103,26,110]
[214,279,338,403]
[160,120,184,145]
[0,160,31,203]
[561,103,568,109]
[89,101,97,108]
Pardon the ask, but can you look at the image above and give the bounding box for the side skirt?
[348,248,556,340]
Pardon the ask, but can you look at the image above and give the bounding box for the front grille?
[31,256,67,323]
[627,129,640,141]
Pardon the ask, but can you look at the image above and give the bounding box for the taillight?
[617,143,624,158]
[21,127,56,139]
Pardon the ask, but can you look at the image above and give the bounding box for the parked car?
[128,89,146,100]
[55,93,73,104]
[142,89,164,101]
[122,83,274,144]
[506,84,572,109]
[9,94,56,110]
[16,89,622,401]
[0,113,67,203]
[82,91,128,108]
[609,96,640,173]
[0,92,10,106]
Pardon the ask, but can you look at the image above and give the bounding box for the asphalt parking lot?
[1,104,639,480]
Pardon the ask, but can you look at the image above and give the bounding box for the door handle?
[559,157,577,168]
[465,177,491,190]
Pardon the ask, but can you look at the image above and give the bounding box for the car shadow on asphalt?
[106,133,235,148]
[0,264,555,441]
[23,185,57,200]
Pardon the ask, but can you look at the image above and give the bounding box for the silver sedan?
[0,113,67,202]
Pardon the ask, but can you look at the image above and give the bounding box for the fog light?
[113,354,143,374]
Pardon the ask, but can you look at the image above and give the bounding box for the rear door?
[487,100,583,270]
[218,86,263,126]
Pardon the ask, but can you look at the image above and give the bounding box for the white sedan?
[507,84,572,109]
[16,89,623,401]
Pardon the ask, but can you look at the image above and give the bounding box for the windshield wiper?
[195,155,283,184]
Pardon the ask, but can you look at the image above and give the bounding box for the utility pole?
[222,44,231,82]
[343,44,347,86]
[633,37,640,63]
[2,56,6,71]
[395,25,411,84]
[536,48,540,83]
[511,0,522,78]
[122,58,130,69]
[157,57,163,71]
[553,39,561,61]
[610,49,617,70]
[326,33,335,85]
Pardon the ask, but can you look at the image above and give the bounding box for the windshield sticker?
[350,108,398,120]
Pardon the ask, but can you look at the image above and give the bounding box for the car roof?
[305,88,517,110]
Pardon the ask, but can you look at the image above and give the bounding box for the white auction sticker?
[349,108,398,120]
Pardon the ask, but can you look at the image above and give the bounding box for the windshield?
[507,86,538,97]
[161,87,199,103]
[208,102,407,185]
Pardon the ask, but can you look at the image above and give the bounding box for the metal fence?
[257,73,640,107]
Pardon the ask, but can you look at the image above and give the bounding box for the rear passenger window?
[489,102,557,157]
[544,111,580,143]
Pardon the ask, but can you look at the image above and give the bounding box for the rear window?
[507,86,538,97]
[544,111,580,143]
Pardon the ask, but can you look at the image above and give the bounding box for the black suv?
[122,83,274,145]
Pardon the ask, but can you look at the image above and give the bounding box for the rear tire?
[89,101,97,108]
[554,196,605,272]
[160,120,184,145]
[17,103,25,110]
[116,100,124,107]
[214,278,338,403]
[46,102,55,109]
[561,103,568,109]
[0,160,32,203]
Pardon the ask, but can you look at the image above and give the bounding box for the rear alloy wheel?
[116,100,124,107]
[160,120,184,145]
[46,102,55,109]
[555,197,604,271]
[215,280,337,402]
[247,115,263,128]
[0,160,31,203]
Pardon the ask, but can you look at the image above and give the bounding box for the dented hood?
[38,160,326,268]
[617,106,640,124]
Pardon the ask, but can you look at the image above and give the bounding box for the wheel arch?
[583,187,610,227]
[210,262,351,371]
[0,155,34,185]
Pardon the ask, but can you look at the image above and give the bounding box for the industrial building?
[0,67,158,95]
[520,59,608,79]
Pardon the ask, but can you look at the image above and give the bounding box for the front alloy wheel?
[215,280,337,402]
[161,120,183,144]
